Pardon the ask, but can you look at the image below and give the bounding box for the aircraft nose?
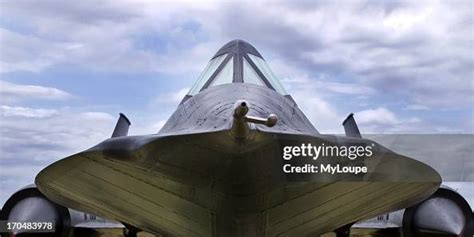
[365,149,442,184]
[357,149,442,210]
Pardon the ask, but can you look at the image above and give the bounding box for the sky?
[0,1,473,206]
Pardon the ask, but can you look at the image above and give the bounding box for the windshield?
[187,48,288,96]
[209,57,234,87]
[247,54,287,95]
[188,54,227,95]
[243,57,265,87]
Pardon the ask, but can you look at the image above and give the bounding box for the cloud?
[0,1,218,74]
[0,110,115,163]
[404,104,430,111]
[317,81,376,95]
[152,87,190,105]
[282,74,376,96]
[282,73,446,134]
[354,107,435,133]
[0,105,58,118]
[285,75,345,134]
[80,111,116,121]
[0,164,45,206]
[1,0,472,110]
[210,1,473,109]
[0,108,116,205]
[130,119,168,136]
[0,80,72,102]
[299,96,342,134]
[0,1,470,124]
[356,107,399,126]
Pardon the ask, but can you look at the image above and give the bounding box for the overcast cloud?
[0,0,473,205]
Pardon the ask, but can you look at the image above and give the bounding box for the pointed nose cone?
[364,146,441,184]
[355,147,442,213]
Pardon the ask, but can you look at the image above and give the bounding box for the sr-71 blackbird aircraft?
[1,40,450,237]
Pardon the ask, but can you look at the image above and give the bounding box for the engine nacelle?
[1,185,134,237]
[402,186,473,237]
[0,185,71,237]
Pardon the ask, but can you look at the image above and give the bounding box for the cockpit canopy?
[187,40,287,96]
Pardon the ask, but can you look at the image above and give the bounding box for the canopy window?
[187,40,288,96]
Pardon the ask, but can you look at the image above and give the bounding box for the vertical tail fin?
[342,113,361,138]
[111,113,131,138]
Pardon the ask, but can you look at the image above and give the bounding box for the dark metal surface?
[160,83,317,136]
[342,113,362,138]
[111,113,131,138]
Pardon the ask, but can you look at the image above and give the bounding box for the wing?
[35,131,440,236]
